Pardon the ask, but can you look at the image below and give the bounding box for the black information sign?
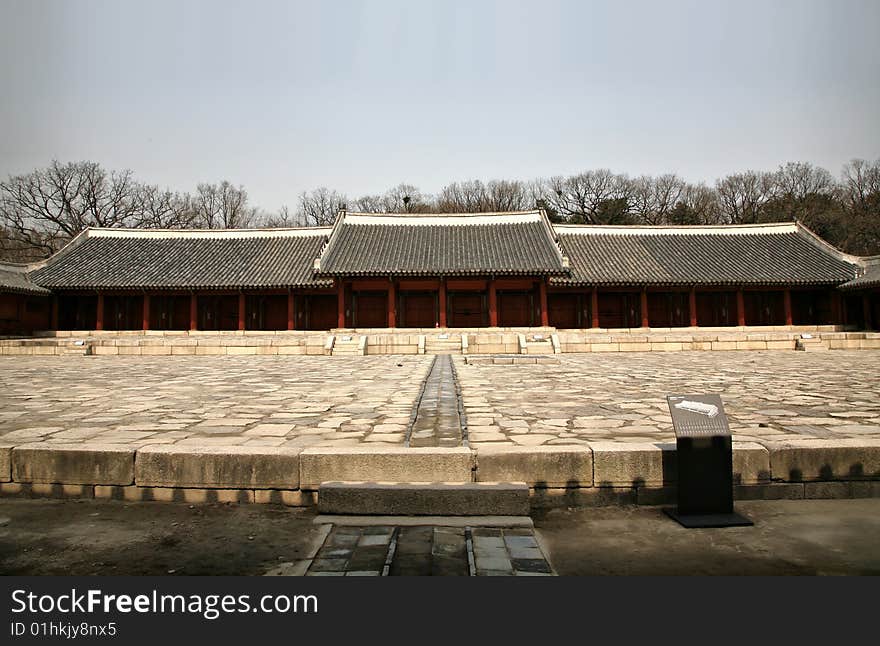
[664,394,753,528]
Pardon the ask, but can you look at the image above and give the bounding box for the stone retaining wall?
[1,441,878,508]
[2,327,879,356]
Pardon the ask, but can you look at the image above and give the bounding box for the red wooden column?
[591,288,599,328]
[287,291,295,331]
[488,278,498,327]
[336,281,346,328]
[142,294,150,331]
[387,280,397,328]
[783,289,793,326]
[438,279,447,328]
[189,294,198,331]
[539,279,549,327]
[50,296,59,330]
[238,293,246,331]
[865,294,874,330]
[95,293,104,331]
[736,289,746,326]
[640,289,649,328]
[688,287,698,327]
[831,291,843,325]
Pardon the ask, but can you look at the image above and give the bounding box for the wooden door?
[354,291,388,328]
[400,291,436,328]
[498,291,532,327]
[448,292,485,327]
[548,293,582,329]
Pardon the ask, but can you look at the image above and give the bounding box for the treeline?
[1,158,878,262]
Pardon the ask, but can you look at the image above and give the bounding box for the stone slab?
[0,443,12,482]
[12,444,135,485]
[766,438,880,482]
[474,445,592,488]
[590,442,676,487]
[317,481,530,516]
[299,447,474,490]
[135,445,301,489]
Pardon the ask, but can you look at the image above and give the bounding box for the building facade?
[1,210,878,334]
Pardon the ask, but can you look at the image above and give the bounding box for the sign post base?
[663,508,754,528]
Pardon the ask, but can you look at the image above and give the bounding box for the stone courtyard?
[0,351,878,450]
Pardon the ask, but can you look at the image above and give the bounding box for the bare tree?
[629,174,686,224]
[715,171,777,224]
[134,185,196,229]
[297,187,347,226]
[542,169,632,223]
[0,160,141,255]
[191,181,257,229]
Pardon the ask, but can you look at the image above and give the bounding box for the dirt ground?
[1,498,878,576]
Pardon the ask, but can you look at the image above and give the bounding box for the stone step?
[317,481,530,516]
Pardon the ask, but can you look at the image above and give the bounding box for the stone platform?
[1,351,878,508]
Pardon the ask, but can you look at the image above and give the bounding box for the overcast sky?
[1,0,878,212]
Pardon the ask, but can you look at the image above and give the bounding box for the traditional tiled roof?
[29,228,333,290]
[315,211,569,276]
[840,258,880,290]
[0,264,50,295]
[550,222,859,287]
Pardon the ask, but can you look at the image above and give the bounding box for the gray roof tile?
[30,228,332,290]
[551,223,858,287]
[0,266,50,295]
[316,211,567,276]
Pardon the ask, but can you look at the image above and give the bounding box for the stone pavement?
[0,356,431,449]
[1,351,879,452]
[455,351,880,446]
[305,524,553,576]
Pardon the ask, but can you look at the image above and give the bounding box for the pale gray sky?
[1,0,878,211]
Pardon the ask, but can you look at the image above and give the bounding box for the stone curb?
[0,441,877,504]
[135,445,302,489]
[11,443,135,485]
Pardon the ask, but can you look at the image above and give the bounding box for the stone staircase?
[517,333,556,355]
[317,482,530,516]
[61,340,92,356]
[425,333,463,355]
[796,335,830,352]
[331,334,366,356]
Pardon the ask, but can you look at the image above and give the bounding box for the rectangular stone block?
[590,442,675,487]
[0,443,12,482]
[766,438,880,481]
[733,483,805,500]
[299,447,474,490]
[803,481,880,499]
[254,489,317,506]
[12,444,135,485]
[475,445,592,488]
[95,485,254,503]
[733,441,771,484]
[92,345,119,355]
[135,445,301,489]
[711,341,737,351]
[317,481,529,516]
[225,346,258,355]
[590,343,619,352]
[0,482,94,499]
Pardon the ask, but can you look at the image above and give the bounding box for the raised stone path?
[454,351,880,447]
[305,524,553,576]
[407,355,464,448]
[1,351,879,450]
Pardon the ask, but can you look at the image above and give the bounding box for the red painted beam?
[689,288,697,327]
[640,289,649,328]
[539,279,549,327]
[783,289,793,326]
[287,292,295,330]
[95,293,104,331]
[736,290,746,326]
[388,280,397,328]
[591,288,599,328]
[142,294,150,331]
[439,279,447,328]
[190,294,198,331]
[488,279,498,327]
[238,293,246,331]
